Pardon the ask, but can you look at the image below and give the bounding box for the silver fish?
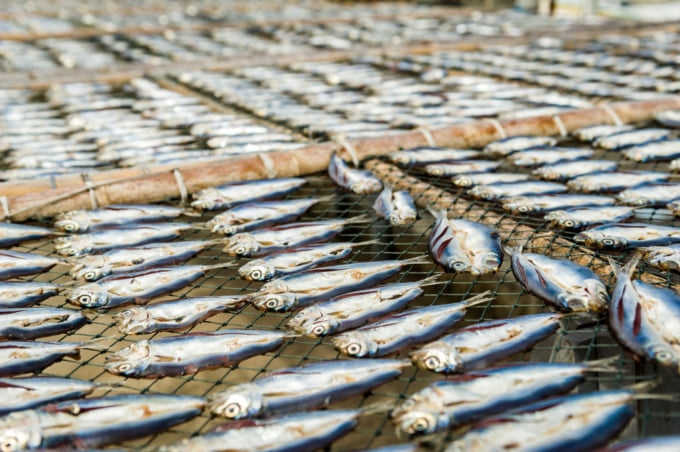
[115,295,247,334]
[467,181,566,201]
[507,146,593,167]
[451,172,529,188]
[424,160,501,177]
[594,128,670,150]
[603,436,680,451]
[502,194,616,214]
[332,293,492,358]
[238,240,377,281]
[328,153,382,194]
[0,223,53,248]
[483,135,558,157]
[575,223,680,249]
[105,329,287,378]
[0,339,106,376]
[567,170,670,193]
[0,281,62,308]
[532,159,618,181]
[373,187,418,226]
[668,199,680,217]
[622,140,680,162]
[655,109,680,128]
[616,183,680,207]
[544,206,635,230]
[191,177,306,211]
[0,376,103,415]
[0,307,87,340]
[53,204,193,233]
[428,210,503,275]
[389,147,481,165]
[640,244,680,271]
[0,251,63,280]
[572,124,633,142]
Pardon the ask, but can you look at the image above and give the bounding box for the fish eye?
[249,269,263,280]
[224,402,243,418]
[1,437,18,452]
[424,355,441,370]
[312,324,328,336]
[653,348,674,364]
[563,220,575,228]
[117,363,132,372]
[517,206,529,213]
[601,238,616,246]
[450,261,467,271]
[78,294,93,305]
[265,298,280,309]
[346,342,365,356]
[411,416,432,433]
[235,246,247,255]
[83,271,98,281]
[62,222,78,232]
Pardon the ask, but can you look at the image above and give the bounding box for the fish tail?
[627,380,676,401]
[205,261,239,271]
[463,290,495,307]
[316,194,336,203]
[361,400,396,416]
[343,214,372,225]
[401,255,431,266]
[352,239,382,247]
[78,336,116,351]
[426,207,448,221]
[418,273,445,287]
[181,208,202,218]
[583,355,620,373]
[503,244,523,257]
[607,257,639,279]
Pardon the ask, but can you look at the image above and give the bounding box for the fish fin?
[624,380,677,401]
[427,208,448,221]
[205,262,239,271]
[583,355,620,373]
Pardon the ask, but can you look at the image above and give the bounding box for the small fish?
[483,135,558,157]
[373,187,418,226]
[332,293,492,358]
[575,223,680,249]
[532,159,618,181]
[0,339,106,376]
[286,277,439,337]
[105,329,287,378]
[238,240,377,281]
[424,160,501,177]
[328,153,382,194]
[622,140,680,162]
[410,313,562,373]
[208,359,406,419]
[567,170,670,193]
[69,240,216,281]
[502,194,616,214]
[392,359,616,435]
[206,198,324,235]
[389,147,481,165]
[451,172,529,188]
[544,206,635,230]
[0,222,53,248]
[0,394,204,450]
[0,307,87,340]
[0,376,104,415]
[250,256,429,312]
[0,281,62,308]
[507,246,609,313]
[572,124,633,141]
[0,250,62,280]
[467,181,567,201]
[603,436,680,451]
[53,204,193,233]
[222,216,366,257]
[191,177,306,211]
[594,128,671,150]
[159,409,359,452]
[428,210,503,275]
[115,295,247,334]
[616,183,680,207]
[506,147,593,167]
[53,223,194,256]
[640,244,680,271]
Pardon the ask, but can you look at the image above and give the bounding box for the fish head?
[581,279,610,313]
[389,152,411,165]
[209,384,263,419]
[285,306,323,331]
[0,412,42,451]
[447,258,471,273]
[238,260,276,281]
[350,179,383,195]
[53,236,89,256]
[73,264,110,282]
[105,341,151,377]
[388,211,417,226]
[68,284,110,308]
[251,293,297,312]
[115,307,151,334]
[425,165,445,177]
[647,343,680,369]
[222,234,260,257]
[575,231,628,249]
[468,186,495,200]
[410,346,460,373]
[452,176,474,188]
[304,318,339,337]
[332,333,377,358]
[393,409,442,436]
[191,188,222,211]
[54,218,86,233]
[471,252,501,275]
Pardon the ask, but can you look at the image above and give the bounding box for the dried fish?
[0,376,102,415]
[603,436,680,451]
[115,295,247,335]
[483,135,558,157]
[575,223,680,249]
[328,153,383,194]
[572,124,633,142]
[0,281,62,308]
[567,170,670,193]
[593,128,671,150]
[0,339,106,376]
[0,307,87,340]
[424,160,501,177]
[507,146,593,167]
[208,359,406,418]
[105,329,287,378]
[467,180,567,201]
[503,194,616,214]
[640,244,680,272]
[532,159,618,181]
[0,223,53,248]
[191,177,306,211]
[451,172,529,188]
[428,210,502,275]
[389,147,481,165]
[410,313,562,373]
[655,110,680,128]
[373,187,418,226]
[0,251,63,280]
[622,140,680,162]
[68,262,235,309]
[333,293,492,358]
[616,183,680,207]
[54,204,193,233]
[544,206,635,230]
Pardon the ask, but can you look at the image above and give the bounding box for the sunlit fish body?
[572,124,633,142]
[532,159,618,181]
[616,183,680,207]
[424,160,501,177]
[115,295,247,334]
[389,147,481,165]
[0,339,104,376]
[507,146,593,167]
[0,250,62,280]
[208,359,406,419]
[575,223,680,249]
[410,313,562,373]
[53,223,194,256]
[0,223,52,248]
[0,307,87,340]
[0,394,204,450]
[603,436,680,451]
[0,376,102,415]
[483,135,558,157]
[654,109,680,128]
[251,256,429,312]
[622,139,680,162]
[428,210,502,275]
[53,204,192,233]
[238,240,376,282]
[328,153,382,194]
[333,293,492,358]
[567,170,670,193]
[503,194,615,214]
[373,187,418,226]
[544,205,635,230]
[451,172,529,188]
[467,180,566,201]
[0,281,62,308]
[594,127,670,150]
[640,244,680,271]
[68,262,234,309]
[507,247,608,313]
[105,329,287,378]
[191,177,306,211]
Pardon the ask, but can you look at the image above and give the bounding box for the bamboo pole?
[2,96,680,222]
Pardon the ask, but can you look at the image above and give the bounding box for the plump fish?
[451,172,529,188]
[208,359,406,419]
[0,307,87,340]
[389,147,481,165]
[502,194,616,214]
[206,198,325,235]
[603,436,680,451]
[0,339,106,376]
[532,159,618,181]
[483,135,558,157]
[115,295,247,334]
[572,124,633,142]
[373,187,418,226]
[53,204,193,233]
[69,240,216,281]
[222,216,367,257]
[0,376,105,415]
[410,313,562,373]
[392,359,616,435]
[191,177,306,211]
[238,240,377,282]
[544,206,635,230]
[0,223,53,248]
[567,170,670,193]
[53,222,194,256]
[428,210,502,275]
[622,140,680,162]
[328,153,382,194]
[333,292,492,358]
[640,244,680,271]
[467,181,567,201]
[506,146,593,167]
[250,256,429,312]
[593,127,670,150]
[424,160,501,177]
[0,281,62,308]
[507,247,608,313]
[445,389,641,451]
[615,183,680,207]
[286,277,439,337]
[574,223,680,249]
[159,409,359,452]
[105,329,287,378]
[0,394,204,450]
[68,262,235,309]
[655,109,680,129]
